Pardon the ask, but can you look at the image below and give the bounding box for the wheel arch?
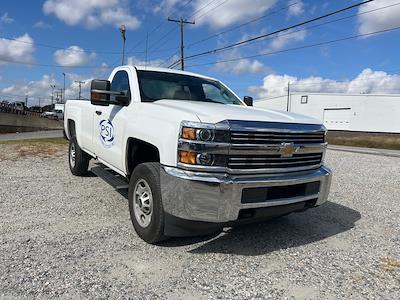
[67,119,76,138]
[125,138,161,177]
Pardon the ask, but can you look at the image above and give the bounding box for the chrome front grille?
[226,121,326,174]
[228,153,323,170]
[230,131,325,145]
[177,120,327,175]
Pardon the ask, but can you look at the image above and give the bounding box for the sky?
[1,0,400,106]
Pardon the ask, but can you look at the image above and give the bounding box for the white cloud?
[358,0,400,35]
[34,21,52,29]
[0,13,14,24]
[287,0,304,17]
[193,0,277,28]
[154,0,180,14]
[54,46,96,67]
[250,69,400,98]
[0,34,35,65]
[2,75,57,103]
[269,29,307,51]
[1,73,95,105]
[213,49,267,75]
[43,0,141,29]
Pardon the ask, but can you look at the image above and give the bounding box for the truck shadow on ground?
[160,201,361,256]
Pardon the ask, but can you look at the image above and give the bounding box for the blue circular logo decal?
[99,119,114,147]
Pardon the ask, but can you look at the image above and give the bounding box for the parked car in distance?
[41,111,59,120]
[54,104,65,120]
[11,101,26,114]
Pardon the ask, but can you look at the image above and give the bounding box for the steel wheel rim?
[70,143,76,168]
[133,179,153,228]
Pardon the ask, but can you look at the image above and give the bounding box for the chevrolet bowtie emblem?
[278,142,298,157]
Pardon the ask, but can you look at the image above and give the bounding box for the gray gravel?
[0,144,399,299]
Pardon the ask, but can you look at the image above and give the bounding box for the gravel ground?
[0,143,399,299]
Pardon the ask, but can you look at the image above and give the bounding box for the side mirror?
[91,80,111,106]
[90,80,130,106]
[243,96,253,106]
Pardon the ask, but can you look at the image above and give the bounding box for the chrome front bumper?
[160,165,332,223]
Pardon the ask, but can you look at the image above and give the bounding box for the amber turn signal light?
[181,127,196,140]
[179,151,196,164]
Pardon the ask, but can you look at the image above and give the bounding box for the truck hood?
[154,100,321,125]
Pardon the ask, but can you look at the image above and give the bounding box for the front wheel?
[68,136,90,176]
[128,162,166,244]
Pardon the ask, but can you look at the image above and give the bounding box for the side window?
[301,95,308,104]
[111,71,131,97]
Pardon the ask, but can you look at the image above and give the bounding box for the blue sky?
[1,0,400,105]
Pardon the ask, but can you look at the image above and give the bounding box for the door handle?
[96,110,102,115]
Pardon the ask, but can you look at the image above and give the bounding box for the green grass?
[327,132,400,150]
[0,137,68,145]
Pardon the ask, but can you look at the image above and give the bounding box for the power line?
[158,0,233,67]
[126,0,194,54]
[167,18,195,70]
[101,0,194,75]
[162,1,295,67]
[182,0,374,62]
[187,1,300,48]
[214,1,400,53]
[193,0,230,20]
[168,59,182,69]
[184,25,400,68]
[0,36,178,55]
[167,0,393,67]
[0,58,114,69]
[149,0,229,52]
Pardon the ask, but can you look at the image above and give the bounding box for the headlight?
[178,151,226,167]
[180,121,230,143]
[178,121,229,168]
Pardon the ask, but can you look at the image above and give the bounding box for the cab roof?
[125,65,218,82]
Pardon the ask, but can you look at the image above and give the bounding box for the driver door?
[92,70,131,171]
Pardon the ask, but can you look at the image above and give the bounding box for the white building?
[255,93,400,133]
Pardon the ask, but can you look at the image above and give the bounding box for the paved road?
[0,130,63,141]
[0,144,399,299]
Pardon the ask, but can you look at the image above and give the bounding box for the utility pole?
[167,17,195,70]
[25,95,28,107]
[120,24,126,65]
[75,80,84,100]
[286,82,290,112]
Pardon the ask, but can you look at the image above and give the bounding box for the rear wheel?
[68,136,90,176]
[128,162,166,244]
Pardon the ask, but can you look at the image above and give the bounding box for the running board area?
[91,164,129,190]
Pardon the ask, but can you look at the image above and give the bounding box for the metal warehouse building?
[255,93,400,133]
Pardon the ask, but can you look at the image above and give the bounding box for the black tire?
[128,162,166,244]
[68,136,90,176]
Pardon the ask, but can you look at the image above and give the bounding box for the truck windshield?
[137,70,242,105]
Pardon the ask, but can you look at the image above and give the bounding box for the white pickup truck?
[64,65,332,244]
